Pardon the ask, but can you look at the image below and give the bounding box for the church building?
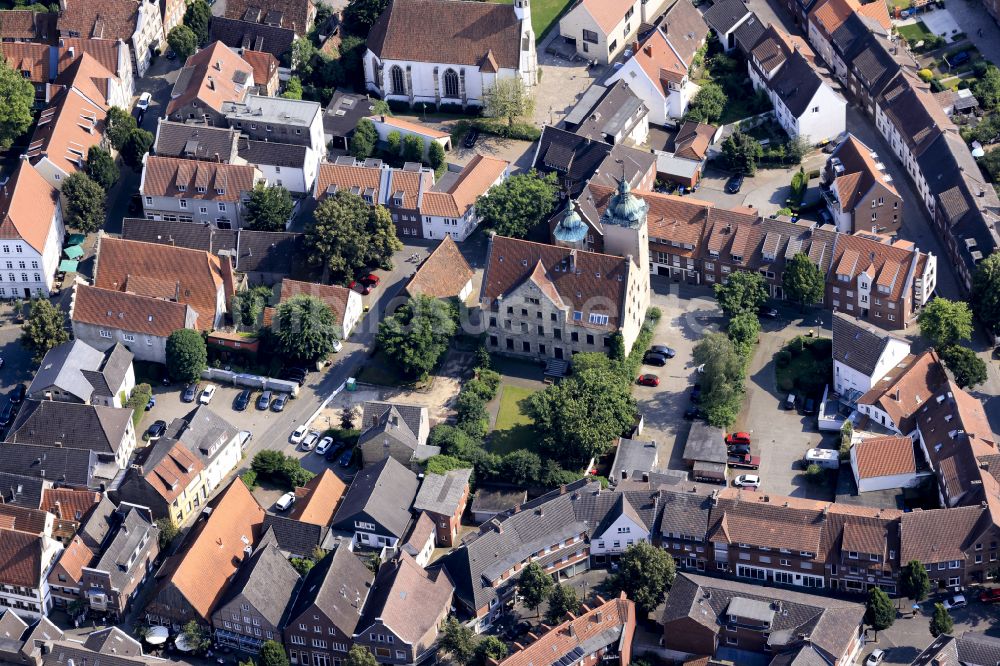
[364,0,538,109]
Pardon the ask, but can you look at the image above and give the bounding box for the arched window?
[443,69,460,98]
[390,66,405,96]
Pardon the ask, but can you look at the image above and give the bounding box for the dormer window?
[197,186,206,193]
[216,188,225,195]
[177,184,186,192]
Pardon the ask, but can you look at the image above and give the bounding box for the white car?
[198,384,216,404]
[332,340,343,353]
[944,594,967,610]
[275,492,296,511]
[290,425,308,445]
[864,649,885,666]
[301,430,320,451]
[315,436,334,455]
[136,91,151,111]
[733,474,760,489]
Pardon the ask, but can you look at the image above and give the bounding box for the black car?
[338,447,355,467]
[234,389,251,411]
[726,173,744,194]
[758,305,778,318]
[145,420,167,440]
[256,390,272,410]
[463,128,479,149]
[649,345,676,358]
[10,384,26,404]
[690,384,702,403]
[271,393,288,412]
[181,384,197,402]
[643,352,668,367]
[727,443,751,455]
[325,442,346,462]
[684,406,706,420]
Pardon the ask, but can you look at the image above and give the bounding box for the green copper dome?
[553,205,587,243]
[601,178,648,229]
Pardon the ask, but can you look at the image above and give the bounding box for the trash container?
[346,377,357,391]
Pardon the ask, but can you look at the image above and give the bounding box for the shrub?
[240,470,258,489]
[437,102,466,115]
[648,306,662,321]
[387,99,410,113]
[778,376,795,392]
[473,118,541,141]
[805,463,824,484]
[918,68,934,82]
[775,350,792,367]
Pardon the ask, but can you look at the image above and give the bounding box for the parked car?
[301,430,320,451]
[649,345,676,358]
[165,49,177,60]
[864,649,885,666]
[233,389,251,411]
[10,384,25,404]
[361,273,380,288]
[325,442,346,462]
[785,393,796,410]
[256,390,272,410]
[726,173,744,194]
[758,305,778,318]
[727,453,760,469]
[145,420,167,440]
[943,594,967,610]
[332,339,343,353]
[637,374,660,387]
[199,384,216,404]
[690,384,702,403]
[275,492,296,511]
[316,436,335,456]
[684,406,706,420]
[0,400,14,427]
[338,447,354,467]
[979,588,1000,603]
[349,280,372,295]
[136,91,151,111]
[643,352,668,367]
[727,443,751,455]
[463,128,479,149]
[802,397,816,414]
[239,430,252,450]
[271,393,288,412]
[282,367,308,385]
[733,474,760,489]
[290,425,308,445]
[181,384,197,402]
[725,432,752,446]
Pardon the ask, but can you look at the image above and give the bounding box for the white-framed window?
[99,330,112,339]
[123,333,135,342]
[179,199,188,209]
[588,313,609,325]
[219,202,227,212]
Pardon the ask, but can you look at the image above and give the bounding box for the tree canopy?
[350,118,378,159]
[259,642,289,666]
[86,146,119,190]
[918,297,973,349]
[343,0,391,33]
[899,560,930,602]
[722,130,762,175]
[282,76,304,100]
[714,270,768,318]
[402,134,424,163]
[273,294,339,363]
[439,618,476,665]
[864,587,895,639]
[693,333,746,427]
[376,295,457,379]
[614,541,676,614]
[475,170,558,238]
[940,345,987,388]
[61,172,106,233]
[245,183,294,231]
[929,603,954,637]
[183,0,212,43]
[484,78,535,126]
[546,584,582,625]
[21,298,69,362]
[972,252,1000,334]
[121,128,154,170]
[782,252,825,308]
[305,191,401,281]
[974,63,1000,111]
[685,82,725,123]
[165,329,207,383]
[0,55,36,152]
[106,107,137,151]
[167,25,197,60]
[232,285,272,329]
[472,637,507,666]
[517,562,554,616]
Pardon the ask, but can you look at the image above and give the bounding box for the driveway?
[694,152,827,216]
[534,31,610,127]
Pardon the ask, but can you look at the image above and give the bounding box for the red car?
[349,280,372,295]
[727,453,761,470]
[637,374,660,387]
[980,588,1000,603]
[361,273,381,287]
[725,432,752,446]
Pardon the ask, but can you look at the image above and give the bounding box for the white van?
[804,448,840,469]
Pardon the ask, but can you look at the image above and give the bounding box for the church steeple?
[601,175,648,230]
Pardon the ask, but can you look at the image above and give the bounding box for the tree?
[232,285,272,329]
[259,641,290,666]
[722,130,762,175]
[386,130,401,156]
[343,0,391,33]
[483,78,534,127]
[972,252,1000,334]
[929,603,954,638]
[864,588,895,640]
[899,560,931,603]
[475,170,558,238]
[974,63,1000,111]
[21,298,68,361]
[429,140,446,172]
[282,76,304,99]
[546,584,581,625]
[305,191,401,281]
[106,107,137,150]
[167,25,197,60]
[341,406,356,430]
[614,542,676,614]
[346,647,377,666]
[517,562,554,617]
[246,183,294,231]
[501,449,541,485]
[439,617,476,665]
[527,364,637,466]
[273,294,338,363]
[165,329,207,383]
[692,333,746,427]
[155,517,179,549]
[727,311,761,354]
[86,146,119,190]
[0,55,36,152]
[290,557,314,576]
[183,0,211,43]
[782,252,825,309]
[685,82,725,123]
[940,345,988,388]
[350,118,378,159]
[181,621,211,653]
[473,637,507,666]
[918,297,973,349]
[376,295,457,379]
[402,134,424,163]
[61,172,106,233]
[121,128,154,170]
[714,271,768,318]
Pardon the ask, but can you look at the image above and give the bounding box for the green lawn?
[491,0,574,42]
[886,0,911,10]
[489,385,538,455]
[356,351,425,388]
[896,21,935,46]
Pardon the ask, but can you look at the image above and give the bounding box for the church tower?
[553,204,588,250]
[599,177,651,345]
[515,0,538,90]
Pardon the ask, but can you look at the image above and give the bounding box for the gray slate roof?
[88,507,158,602]
[215,543,301,627]
[658,486,714,539]
[413,468,471,516]
[703,0,751,35]
[120,218,238,254]
[769,49,825,118]
[163,406,239,467]
[565,80,647,144]
[683,421,727,465]
[261,515,329,557]
[77,495,119,550]
[81,627,143,657]
[236,230,303,274]
[209,16,296,58]
[238,139,310,168]
[27,341,133,404]
[609,437,658,482]
[10,401,133,457]
[154,120,240,162]
[223,95,321,127]
[287,545,374,634]
[331,457,419,538]
[324,90,377,138]
[832,312,903,377]
[0,444,96,490]
[45,641,148,666]
[359,401,428,452]
[732,12,764,54]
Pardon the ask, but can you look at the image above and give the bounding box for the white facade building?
[831,312,911,402]
[0,162,65,299]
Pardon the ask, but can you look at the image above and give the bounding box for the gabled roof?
[289,469,346,526]
[238,138,309,169]
[241,49,278,86]
[413,468,471,516]
[356,553,453,643]
[120,217,237,253]
[831,312,905,377]
[853,435,916,479]
[406,236,475,299]
[331,457,419,538]
[631,27,688,92]
[0,42,51,84]
[28,340,133,403]
[0,442,96,490]
[702,0,751,34]
[154,120,240,162]
[25,84,107,178]
[10,400,133,457]
[215,543,301,626]
[367,0,521,70]
[57,0,140,41]
[669,121,716,162]
[900,504,989,563]
[72,285,196,338]
[879,70,950,160]
[828,134,898,213]
[41,488,101,523]
[209,16,297,58]
[260,516,328,557]
[277,278,353,331]
[359,401,427,451]
[288,545,374,634]
[57,38,124,78]
[0,528,45,588]
[88,505,157,593]
[223,0,314,36]
[82,627,142,657]
[132,437,205,503]
[658,0,709,65]
[566,0,632,33]
[0,162,60,253]
[421,154,508,219]
[0,10,56,41]
[141,155,260,202]
[828,231,921,302]
[167,41,253,117]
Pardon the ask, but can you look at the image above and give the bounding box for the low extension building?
[412,468,471,547]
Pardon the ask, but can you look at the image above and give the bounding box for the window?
[609,39,618,52]
[219,202,227,212]
[582,29,599,43]
[390,66,405,95]
[99,330,112,339]
[589,313,609,325]
[573,311,582,321]
[625,6,633,19]
[443,69,460,98]
[123,333,135,342]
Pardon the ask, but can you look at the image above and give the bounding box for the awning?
[58,260,79,273]
[174,634,195,652]
[145,626,169,645]
[63,245,84,259]
[66,233,86,245]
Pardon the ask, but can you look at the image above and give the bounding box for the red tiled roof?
[315,162,384,200]
[25,86,107,178]
[406,236,474,300]
[420,154,508,219]
[50,536,94,584]
[240,49,278,87]
[278,278,353,330]
[854,435,916,479]
[58,38,123,77]
[0,42,51,84]
[829,232,917,302]
[72,285,195,337]
[166,42,253,116]
[0,162,60,253]
[57,0,141,41]
[144,441,204,502]
[289,469,346,526]
[41,488,101,522]
[141,155,260,202]
[633,28,687,92]
[223,0,314,36]
[858,350,948,434]
[0,528,43,588]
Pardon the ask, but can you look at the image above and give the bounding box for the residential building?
[911,632,1000,665]
[139,154,263,228]
[420,154,508,241]
[160,0,185,38]
[469,488,526,524]
[27,340,134,408]
[899,500,1000,590]
[211,543,301,654]
[0,611,63,666]
[563,80,649,147]
[401,513,436,567]
[855,349,948,437]
[237,139,318,195]
[222,0,316,38]
[404,236,474,302]
[604,3,709,119]
[660,573,865,665]
[850,435,920,493]
[609,437,658,483]
[353,553,453,666]
[0,444,98,494]
[166,42,254,126]
[153,120,241,162]
[81,626,144,657]
[57,38,135,109]
[368,116,452,159]
[558,0,642,64]
[283,546,374,666]
[364,0,536,108]
[9,400,137,471]
[323,90,377,151]
[223,95,325,156]
[145,478,264,628]
[288,469,346,526]
[330,457,419,549]
[483,178,651,362]
[358,401,434,470]
[0,523,63,620]
[682,421,728,484]
[412,468,471,547]
[831,311,910,403]
[259,515,329,560]
[807,0,890,84]
[0,42,53,104]
[209,16,296,61]
[240,50,279,96]
[497,595,635,666]
[56,0,164,77]
[0,10,57,43]
[656,121,717,189]
[822,134,902,234]
[273,278,362,340]
[703,0,754,52]
[533,126,656,198]
[0,161,65,299]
